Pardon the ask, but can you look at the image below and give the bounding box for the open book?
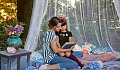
[62,42,76,49]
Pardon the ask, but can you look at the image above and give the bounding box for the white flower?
[15,24,19,28]
[7,47,16,53]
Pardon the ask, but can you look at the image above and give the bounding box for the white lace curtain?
[24,0,48,51]
[113,0,120,22]
[25,0,120,52]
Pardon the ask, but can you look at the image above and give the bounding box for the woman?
[40,17,82,70]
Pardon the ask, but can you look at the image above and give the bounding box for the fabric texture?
[113,0,120,21]
[91,45,112,55]
[24,0,48,51]
[30,51,44,65]
[72,51,83,58]
[43,30,58,63]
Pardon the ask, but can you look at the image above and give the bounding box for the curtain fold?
[24,0,48,51]
[25,0,120,52]
[113,0,120,21]
[40,0,120,52]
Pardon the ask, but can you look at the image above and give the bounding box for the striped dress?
[43,30,58,63]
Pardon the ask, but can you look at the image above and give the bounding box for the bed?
[30,44,120,70]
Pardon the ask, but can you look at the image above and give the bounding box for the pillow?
[72,51,83,58]
[30,51,44,65]
[80,42,96,53]
[91,45,112,55]
[73,44,82,51]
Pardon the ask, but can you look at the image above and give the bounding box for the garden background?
[0,0,34,51]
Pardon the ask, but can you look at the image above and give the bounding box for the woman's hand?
[69,44,76,50]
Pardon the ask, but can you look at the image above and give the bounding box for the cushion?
[30,51,44,65]
[91,45,112,55]
[72,51,83,58]
[80,42,96,54]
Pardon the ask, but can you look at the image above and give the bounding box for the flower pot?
[7,36,22,51]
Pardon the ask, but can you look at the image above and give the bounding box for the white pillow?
[73,44,82,51]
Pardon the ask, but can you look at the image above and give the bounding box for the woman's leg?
[58,51,83,68]
[48,56,79,69]
[65,52,83,68]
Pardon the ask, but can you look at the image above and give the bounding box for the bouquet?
[3,24,24,36]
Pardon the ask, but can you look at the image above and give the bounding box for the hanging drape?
[24,0,48,51]
[25,0,120,52]
[113,0,120,22]
[40,0,120,52]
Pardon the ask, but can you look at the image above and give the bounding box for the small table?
[0,49,31,70]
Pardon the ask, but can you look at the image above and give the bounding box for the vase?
[7,36,22,52]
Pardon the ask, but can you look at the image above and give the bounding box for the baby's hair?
[59,17,68,31]
[59,17,68,40]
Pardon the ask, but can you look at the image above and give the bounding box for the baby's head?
[59,17,68,31]
[59,17,67,26]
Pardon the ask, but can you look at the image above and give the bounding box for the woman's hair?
[48,17,60,29]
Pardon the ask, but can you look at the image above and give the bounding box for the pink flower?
[8,32,12,36]
[12,31,15,35]
[6,25,10,28]
[7,47,16,53]
[2,26,8,31]
[89,44,91,46]
[3,24,24,36]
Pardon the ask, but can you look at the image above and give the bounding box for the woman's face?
[55,23,61,32]
[61,25,67,31]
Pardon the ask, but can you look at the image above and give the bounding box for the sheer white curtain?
[40,0,120,52]
[113,0,120,21]
[24,0,120,52]
[24,0,48,51]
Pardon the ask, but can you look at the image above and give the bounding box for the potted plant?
[2,20,25,52]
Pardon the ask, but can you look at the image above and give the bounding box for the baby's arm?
[69,37,72,42]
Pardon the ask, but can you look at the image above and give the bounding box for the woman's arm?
[50,40,73,53]
[57,36,61,48]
